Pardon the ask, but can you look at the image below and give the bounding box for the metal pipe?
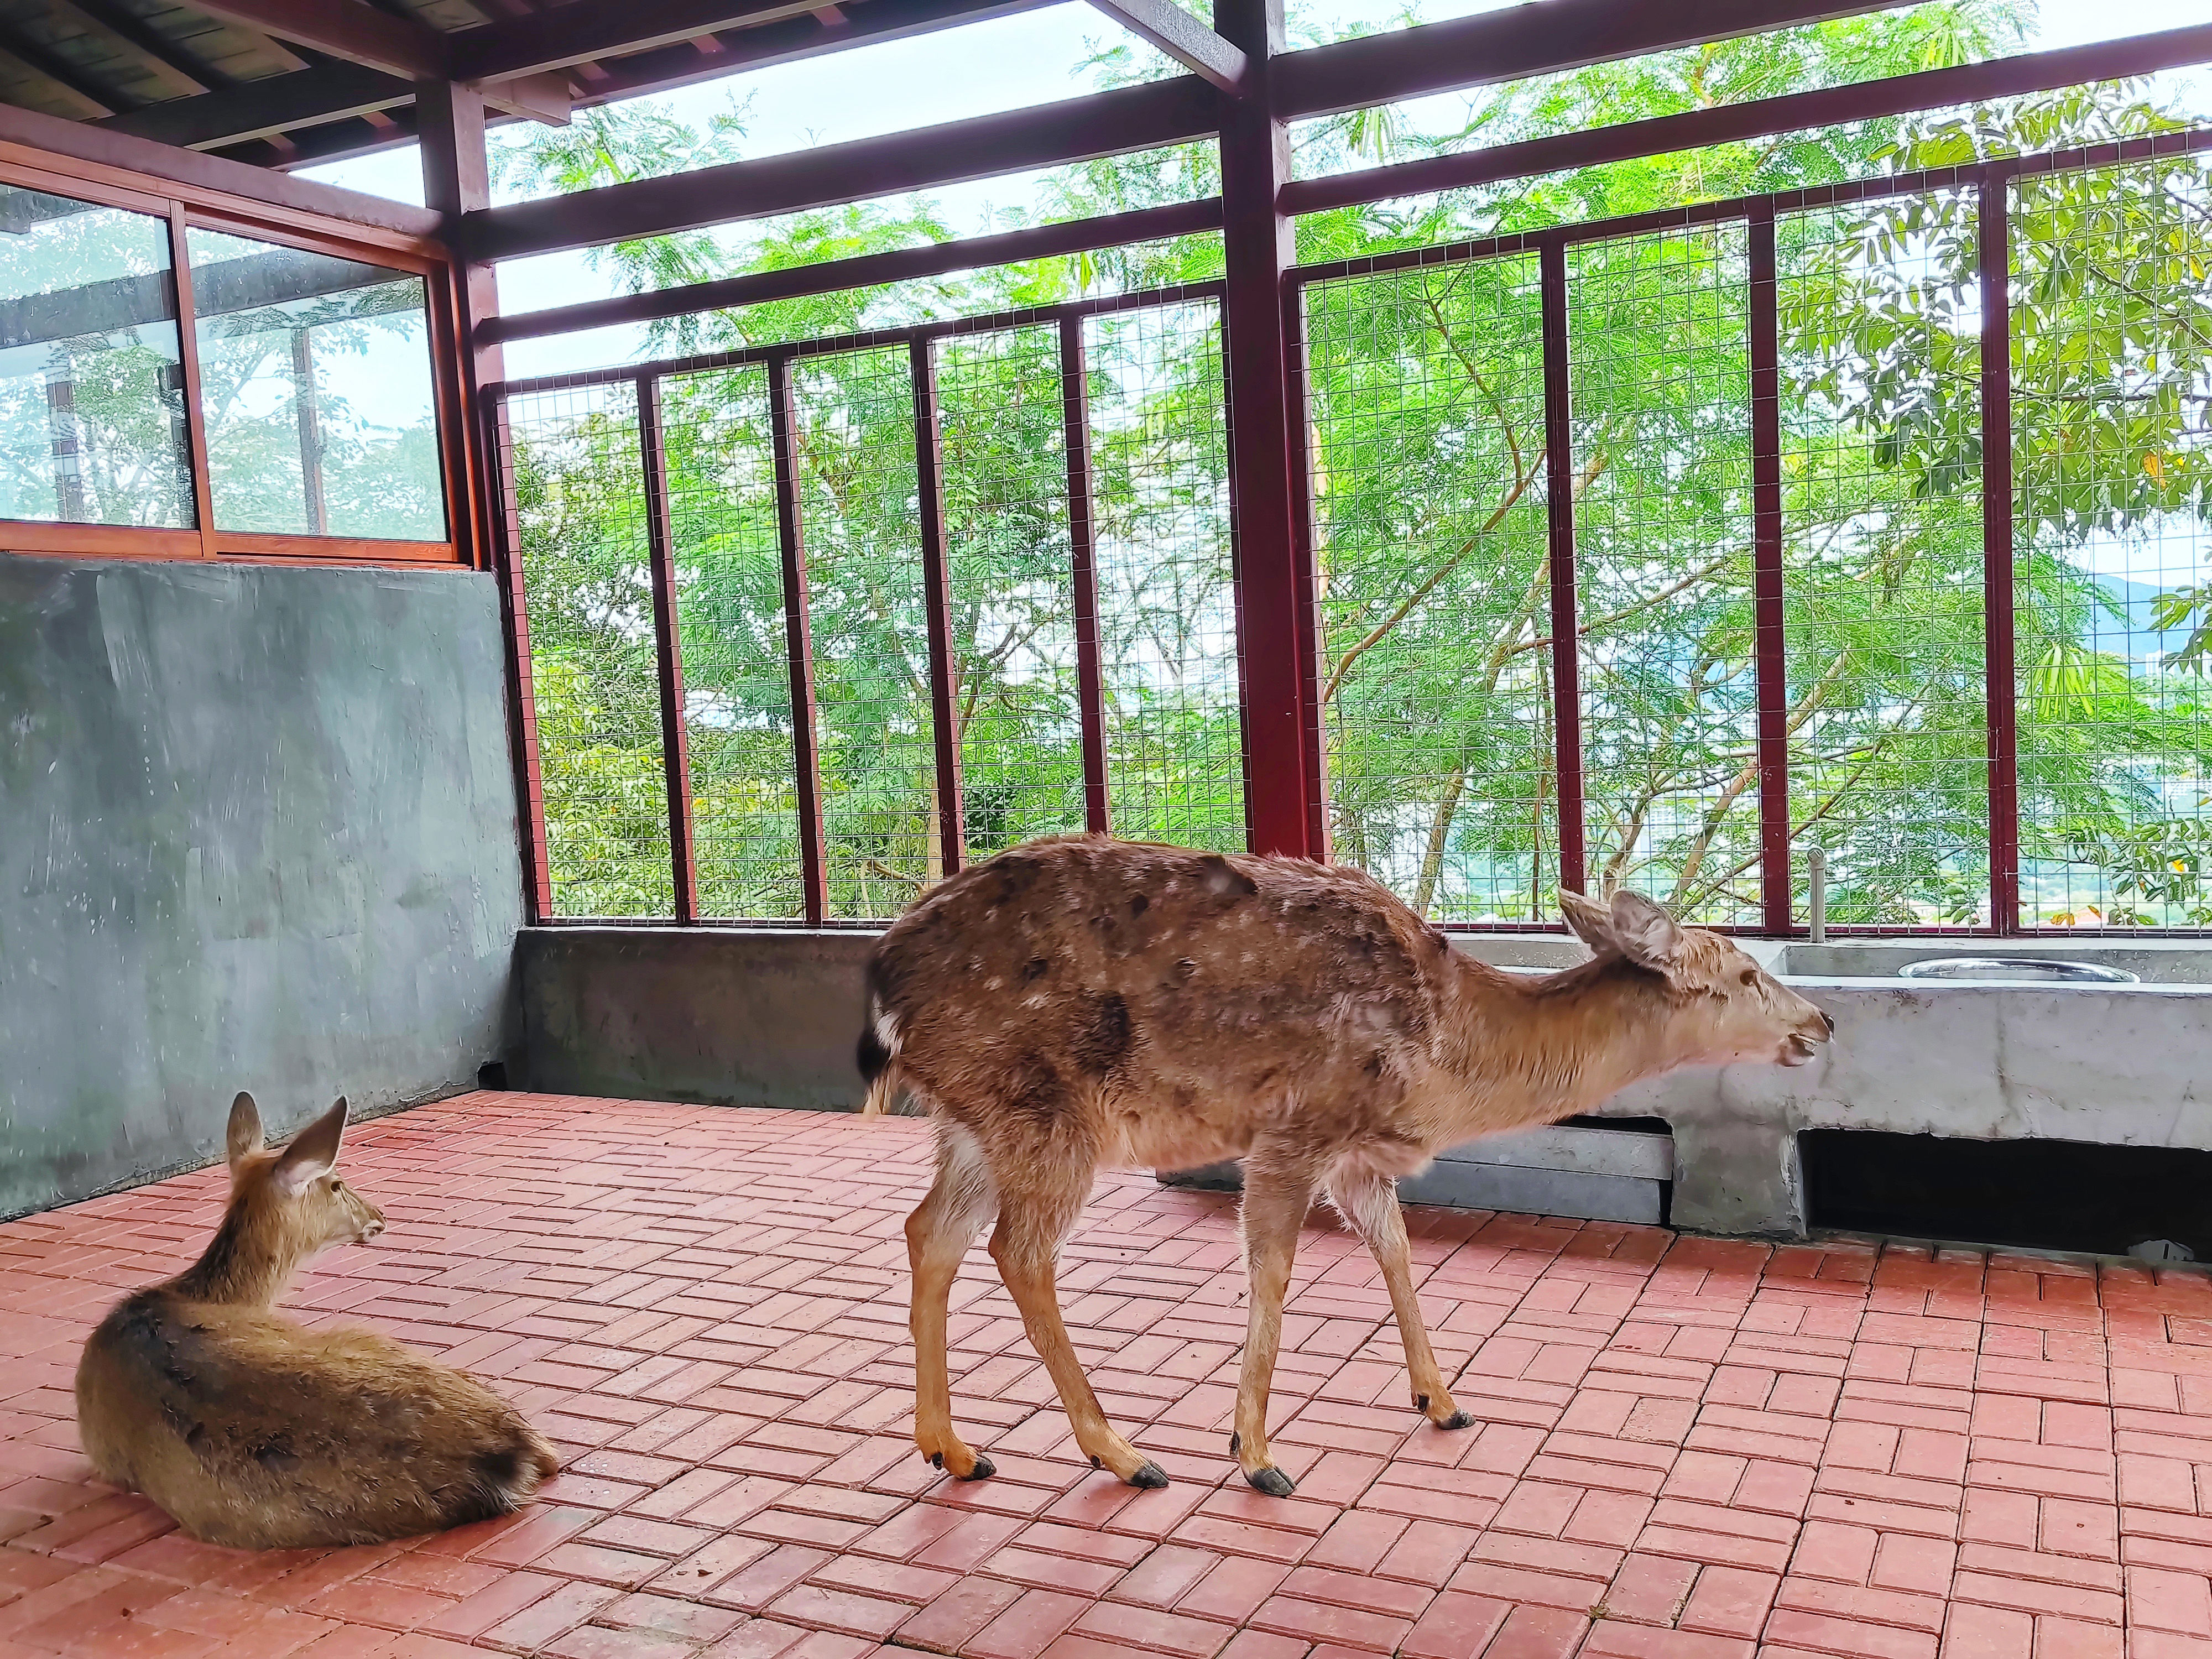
[1808,844,1827,943]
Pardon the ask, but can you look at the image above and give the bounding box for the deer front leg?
[906,1126,999,1479]
[1233,1154,1318,1497]
[1327,1164,1472,1430]
[991,1185,1168,1489]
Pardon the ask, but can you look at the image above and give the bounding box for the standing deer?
[860,836,1832,1496]
[75,1093,559,1548]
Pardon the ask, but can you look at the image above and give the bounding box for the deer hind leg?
[990,1162,1167,1489]
[1233,1148,1321,1497]
[907,1122,999,1480]
[1327,1162,1472,1430]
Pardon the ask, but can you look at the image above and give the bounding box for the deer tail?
[857,973,904,1117]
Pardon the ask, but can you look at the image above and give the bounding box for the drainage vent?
[1800,1129,2212,1260]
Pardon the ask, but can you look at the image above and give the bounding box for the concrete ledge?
[518,926,872,1109]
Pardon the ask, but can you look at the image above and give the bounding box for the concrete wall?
[519,928,873,1110]
[514,926,2212,1242]
[0,556,525,1218]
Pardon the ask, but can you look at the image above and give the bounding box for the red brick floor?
[1,1093,2209,1659]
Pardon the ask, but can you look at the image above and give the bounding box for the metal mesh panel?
[934,326,1087,858]
[1779,189,1990,927]
[2013,154,2212,928]
[1571,223,1761,926]
[1083,301,1248,851]
[504,382,673,918]
[659,365,804,919]
[1305,255,1553,921]
[789,345,938,918]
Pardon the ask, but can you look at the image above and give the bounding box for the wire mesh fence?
[659,364,806,919]
[786,344,939,921]
[1778,186,1991,928]
[1305,254,1554,922]
[2012,152,2212,928]
[503,380,674,920]
[934,325,1087,859]
[1570,222,1762,927]
[495,128,2212,933]
[1083,300,1248,852]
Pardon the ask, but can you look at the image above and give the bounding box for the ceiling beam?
[1280,18,2212,215]
[1083,0,1247,95]
[46,0,221,98]
[187,0,445,81]
[177,0,1050,159]
[448,0,836,80]
[0,21,127,117]
[482,196,1225,341]
[463,74,1219,261]
[1271,0,1896,120]
[96,60,410,148]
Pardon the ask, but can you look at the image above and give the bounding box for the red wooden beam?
[1060,316,1112,836]
[1216,0,1322,860]
[451,0,836,80]
[1083,0,1248,94]
[1748,206,1791,934]
[1283,23,2212,216]
[1979,175,2020,934]
[1272,0,1894,121]
[769,354,832,924]
[639,377,702,922]
[481,199,1224,342]
[463,76,1219,260]
[189,0,447,80]
[1539,239,1585,900]
[911,338,967,878]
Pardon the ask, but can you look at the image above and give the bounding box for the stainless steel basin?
[1897,956,2140,985]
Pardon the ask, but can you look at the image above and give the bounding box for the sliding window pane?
[0,185,191,527]
[186,228,445,541]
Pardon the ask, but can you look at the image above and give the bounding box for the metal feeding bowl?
[1897,956,2139,985]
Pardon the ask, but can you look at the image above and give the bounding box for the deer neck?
[164,1209,298,1307]
[1437,955,1688,1132]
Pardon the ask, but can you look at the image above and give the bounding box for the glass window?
[0,184,191,528]
[186,227,446,541]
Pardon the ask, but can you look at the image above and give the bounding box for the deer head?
[1559,889,1834,1068]
[223,1093,387,1284]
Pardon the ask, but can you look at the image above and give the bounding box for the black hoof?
[1416,1393,1430,1412]
[1245,1466,1296,1498]
[928,1452,942,1469]
[961,1453,996,1481]
[1128,1461,1171,1489]
[1228,1431,1241,1455]
[1437,1410,1475,1430]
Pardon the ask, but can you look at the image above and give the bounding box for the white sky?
[297,0,2210,377]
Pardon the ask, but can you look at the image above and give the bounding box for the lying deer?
[860,836,1833,1496]
[75,1093,559,1549]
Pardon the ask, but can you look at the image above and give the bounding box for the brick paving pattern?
[0,1092,2208,1659]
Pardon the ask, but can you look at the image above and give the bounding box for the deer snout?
[1778,1001,1834,1066]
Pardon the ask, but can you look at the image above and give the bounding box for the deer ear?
[1558,889,1615,953]
[1608,890,1687,973]
[226,1092,264,1170]
[273,1098,348,1196]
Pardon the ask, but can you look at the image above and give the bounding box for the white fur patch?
[874,1005,902,1051]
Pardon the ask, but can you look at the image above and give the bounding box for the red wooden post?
[911,337,966,877]
[1540,238,1587,900]
[420,81,552,919]
[1980,170,2021,933]
[770,352,832,924]
[1749,205,1792,932]
[1215,0,1324,859]
[1060,315,1112,835]
[639,375,699,922]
